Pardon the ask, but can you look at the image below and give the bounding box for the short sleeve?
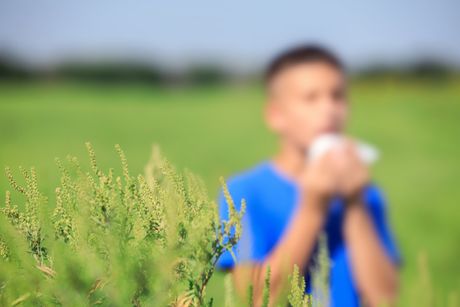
[216,177,256,270]
[364,185,402,265]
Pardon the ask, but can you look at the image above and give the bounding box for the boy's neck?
[272,141,307,180]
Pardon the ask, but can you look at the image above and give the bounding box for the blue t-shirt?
[216,161,400,307]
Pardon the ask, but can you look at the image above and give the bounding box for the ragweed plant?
[311,233,330,307]
[288,265,311,307]
[0,144,245,306]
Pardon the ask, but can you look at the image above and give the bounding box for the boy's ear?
[264,100,284,133]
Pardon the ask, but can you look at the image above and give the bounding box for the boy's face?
[265,62,348,149]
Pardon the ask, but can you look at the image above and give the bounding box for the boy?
[217,45,400,307]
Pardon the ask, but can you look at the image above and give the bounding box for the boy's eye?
[332,88,346,102]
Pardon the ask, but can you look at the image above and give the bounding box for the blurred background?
[1,0,459,305]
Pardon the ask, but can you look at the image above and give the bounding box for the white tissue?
[308,134,379,164]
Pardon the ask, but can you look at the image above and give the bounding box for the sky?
[0,0,459,71]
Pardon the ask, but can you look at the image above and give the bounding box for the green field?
[1,80,459,305]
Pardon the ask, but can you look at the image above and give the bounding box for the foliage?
[287,234,330,307]
[261,267,271,307]
[310,234,330,307]
[0,144,245,306]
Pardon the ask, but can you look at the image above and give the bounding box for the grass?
[1,79,459,305]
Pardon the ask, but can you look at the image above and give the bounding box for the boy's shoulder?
[221,161,273,207]
[225,161,272,190]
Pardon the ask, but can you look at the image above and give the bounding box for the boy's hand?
[334,139,370,202]
[300,138,371,211]
[299,150,338,213]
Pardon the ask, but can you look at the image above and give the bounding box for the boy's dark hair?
[265,45,344,84]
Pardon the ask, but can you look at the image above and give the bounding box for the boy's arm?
[344,200,399,306]
[339,143,399,307]
[232,192,326,305]
[231,153,337,305]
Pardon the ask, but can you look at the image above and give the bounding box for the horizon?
[1,0,459,73]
